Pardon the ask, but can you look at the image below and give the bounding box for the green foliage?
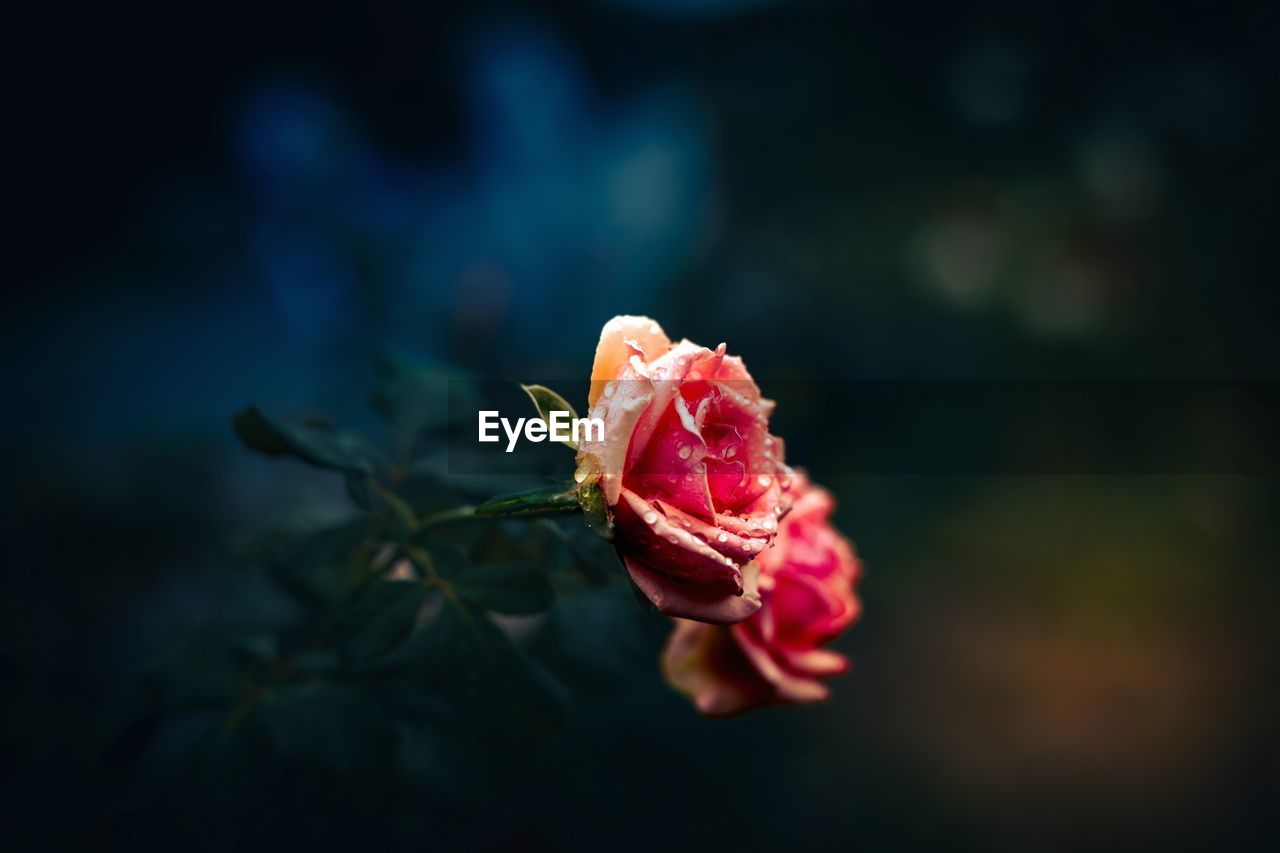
[389,600,570,739]
[232,406,387,507]
[266,519,372,608]
[520,383,581,449]
[109,379,643,844]
[451,563,553,614]
[330,580,431,663]
[232,406,385,476]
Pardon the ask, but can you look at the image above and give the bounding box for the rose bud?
[661,475,862,715]
[576,316,794,624]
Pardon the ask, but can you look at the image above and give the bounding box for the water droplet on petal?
[717,532,729,543]
[643,511,658,525]
[757,474,772,487]
[677,445,692,460]
[666,533,679,544]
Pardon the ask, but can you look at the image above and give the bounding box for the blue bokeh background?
[4,1,1279,849]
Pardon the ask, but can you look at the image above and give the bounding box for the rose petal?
[616,489,745,585]
[732,623,831,704]
[648,497,769,564]
[770,570,845,647]
[625,556,762,624]
[774,646,850,678]
[661,619,775,716]
[581,378,654,506]
[588,316,670,405]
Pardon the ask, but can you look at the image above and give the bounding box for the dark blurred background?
[4,1,1278,850]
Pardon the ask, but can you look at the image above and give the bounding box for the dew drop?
[677,445,692,460]
[725,445,737,459]
[717,532,729,543]
[757,474,772,487]
[643,511,658,525]
[603,382,615,398]
[666,533,679,544]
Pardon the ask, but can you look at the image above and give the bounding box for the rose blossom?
[662,474,862,715]
[576,316,794,624]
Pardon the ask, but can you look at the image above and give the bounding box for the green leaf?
[330,579,430,663]
[391,601,568,739]
[541,585,657,691]
[232,406,386,481]
[407,538,470,582]
[474,484,580,518]
[268,519,371,608]
[370,481,420,536]
[452,563,553,615]
[470,609,569,738]
[520,384,580,449]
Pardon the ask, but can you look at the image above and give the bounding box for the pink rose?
[577,316,794,624]
[661,475,862,715]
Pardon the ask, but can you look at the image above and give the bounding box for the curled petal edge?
[624,556,762,625]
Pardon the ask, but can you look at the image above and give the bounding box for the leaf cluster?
[94,359,658,846]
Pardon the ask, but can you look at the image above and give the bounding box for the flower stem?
[473,484,580,518]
